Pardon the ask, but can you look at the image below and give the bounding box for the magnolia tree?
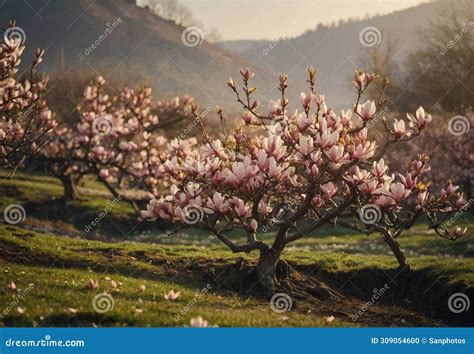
[36,75,196,211]
[141,68,469,294]
[0,26,56,175]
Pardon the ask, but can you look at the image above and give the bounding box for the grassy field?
[0,171,473,327]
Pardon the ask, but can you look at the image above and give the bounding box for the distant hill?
[220,39,268,54]
[1,0,447,111]
[222,1,442,108]
[0,0,274,110]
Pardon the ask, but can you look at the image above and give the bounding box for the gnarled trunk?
[384,233,410,271]
[59,174,80,202]
[256,247,283,296]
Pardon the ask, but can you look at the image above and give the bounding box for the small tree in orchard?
[0,24,56,176]
[142,68,468,295]
[37,75,196,210]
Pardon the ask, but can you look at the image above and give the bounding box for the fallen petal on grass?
[164,290,180,301]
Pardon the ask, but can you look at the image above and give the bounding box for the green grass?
[0,225,354,327]
[1,225,473,327]
[0,169,135,216]
[0,171,473,327]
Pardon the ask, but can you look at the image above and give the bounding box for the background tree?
[36,76,196,210]
[359,0,473,201]
[140,0,221,42]
[0,23,56,176]
[404,0,473,113]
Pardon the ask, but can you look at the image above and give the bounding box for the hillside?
[0,0,274,108]
[223,1,443,107]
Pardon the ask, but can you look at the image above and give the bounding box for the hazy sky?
[176,0,431,40]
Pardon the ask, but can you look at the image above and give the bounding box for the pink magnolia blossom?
[390,182,411,202]
[393,119,406,139]
[325,145,345,163]
[416,191,428,210]
[453,227,467,239]
[296,135,314,155]
[232,197,251,219]
[204,192,230,214]
[356,100,376,121]
[321,182,338,199]
[372,159,388,178]
[352,141,376,160]
[407,106,432,131]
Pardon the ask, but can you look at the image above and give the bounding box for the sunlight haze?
[139,0,432,40]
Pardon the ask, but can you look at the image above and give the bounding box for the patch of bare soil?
[94,248,474,327]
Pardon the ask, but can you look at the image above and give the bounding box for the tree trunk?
[384,233,410,271]
[256,248,283,296]
[59,174,80,202]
